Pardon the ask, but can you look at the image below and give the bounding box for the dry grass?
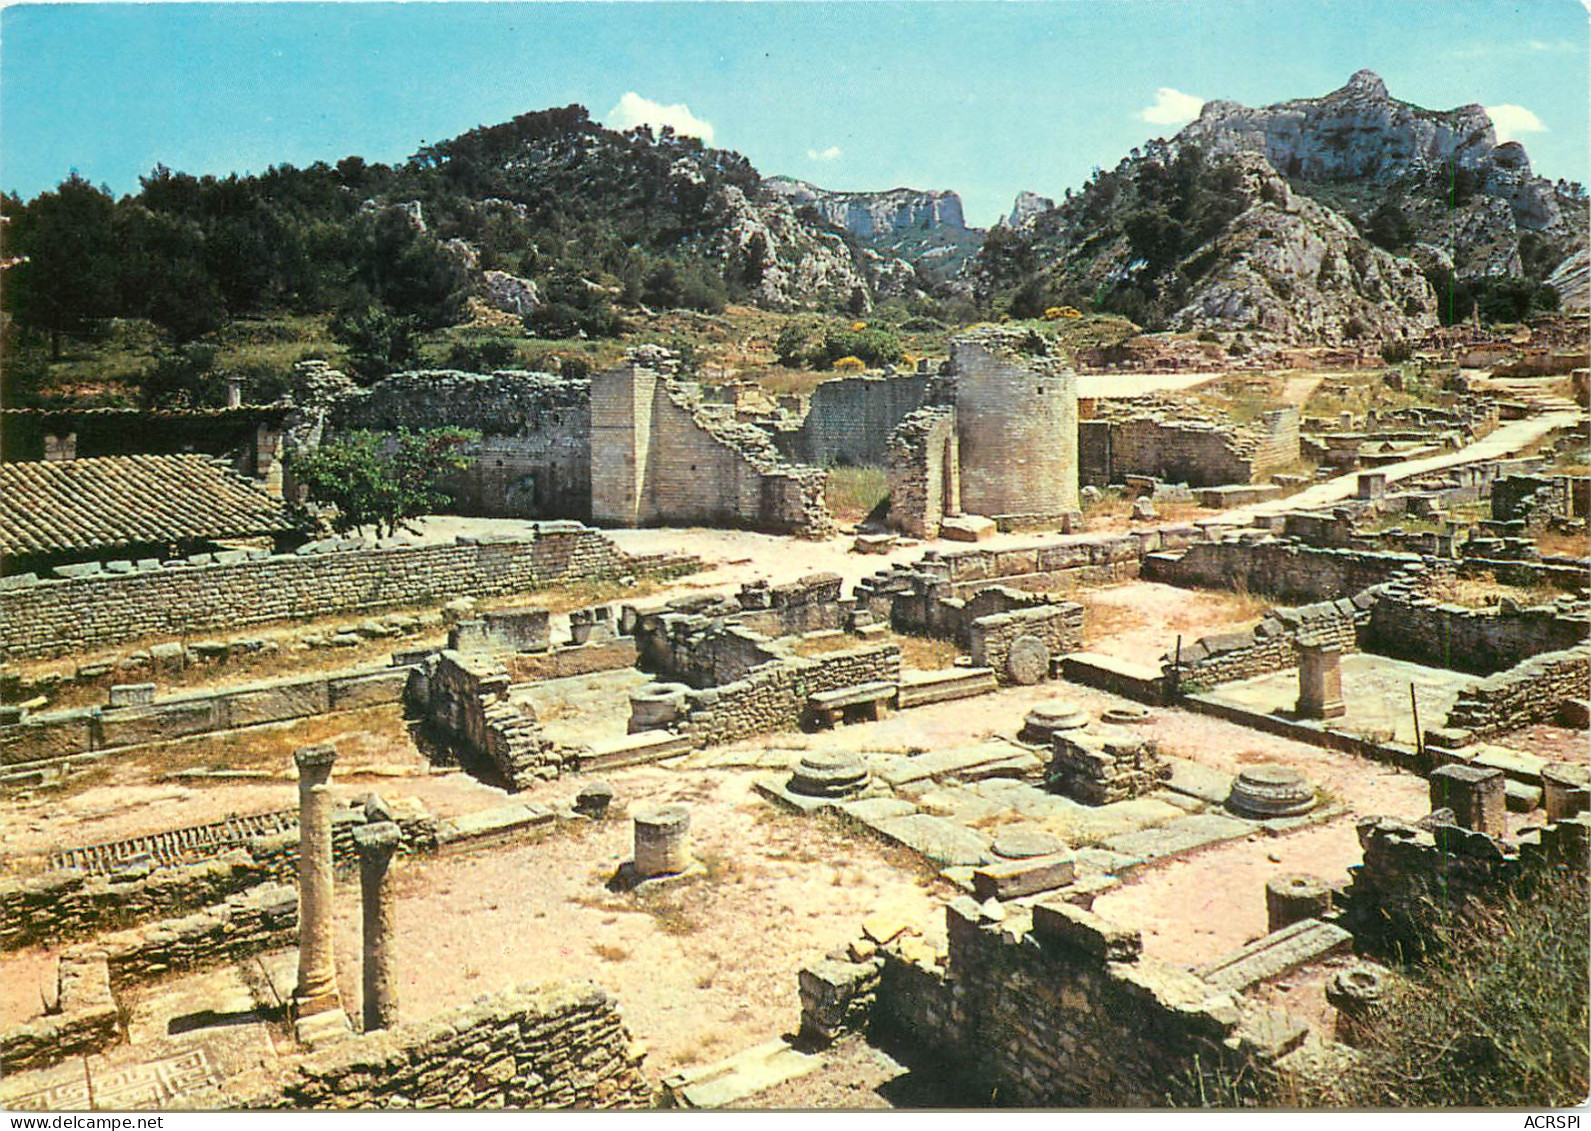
[897,635,960,671]
[592,942,631,963]
[788,632,873,658]
[1537,528,1590,559]
[823,464,889,524]
[131,703,412,776]
[1423,571,1562,609]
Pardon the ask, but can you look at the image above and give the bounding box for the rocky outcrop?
[1168,156,1438,342]
[481,270,541,316]
[764,178,969,238]
[1547,248,1590,312]
[711,183,874,309]
[1000,191,1054,233]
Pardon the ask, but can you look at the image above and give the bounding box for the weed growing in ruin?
[592,943,631,963]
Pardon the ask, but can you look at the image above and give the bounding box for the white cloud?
[806,146,842,161]
[604,91,715,144]
[1138,87,1205,126]
[1486,103,1547,143]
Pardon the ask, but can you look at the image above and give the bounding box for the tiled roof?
[0,454,295,558]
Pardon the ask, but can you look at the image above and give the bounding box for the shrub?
[1043,305,1082,320]
[816,325,905,369]
[291,427,480,538]
[1379,339,1415,364]
[831,356,866,373]
[444,337,522,373]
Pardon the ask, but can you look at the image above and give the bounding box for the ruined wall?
[75,883,298,989]
[1492,474,1588,527]
[1365,590,1590,674]
[1143,538,1427,604]
[420,650,560,788]
[968,603,1085,682]
[886,406,958,538]
[332,371,591,519]
[953,338,1079,520]
[1082,407,1300,488]
[0,526,645,661]
[677,644,901,747]
[1436,644,1591,745]
[590,349,834,537]
[781,372,929,467]
[2,665,411,767]
[859,899,1292,1106]
[231,981,652,1110]
[1173,597,1365,691]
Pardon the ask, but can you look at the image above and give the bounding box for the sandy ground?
[1072,579,1270,667]
[322,764,948,1077]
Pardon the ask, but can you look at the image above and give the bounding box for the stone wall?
[331,371,591,519]
[231,980,652,1110]
[1051,728,1171,804]
[677,643,902,747]
[418,650,559,788]
[780,372,929,467]
[1434,644,1591,746]
[1364,588,1590,675]
[1492,474,1588,527]
[1343,814,1589,956]
[968,603,1084,684]
[0,851,267,951]
[814,897,1299,1106]
[2,664,412,768]
[1083,407,1300,488]
[590,348,834,537]
[1143,537,1427,604]
[885,406,958,538]
[1172,597,1366,692]
[69,883,298,989]
[0,952,117,1074]
[0,525,652,661]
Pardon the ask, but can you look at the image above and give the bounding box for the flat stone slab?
[1196,918,1354,994]
[872,742,1034,787]
[1071,846,1146,879]
[972,853,1076,901]
[1103,812,1253,862]
[1469,743,1549,784]
[810,681,897,710]
[436,803,554,847]
[940,515,997,542]
[896,667,998,709]
[754,775,838,814]
[871,813,994,866]
[1061,797,1189,845]
[663,1037,826,1109]
[1163,756,1237,805]
[914,785,1010,825]
[836,797,919,825]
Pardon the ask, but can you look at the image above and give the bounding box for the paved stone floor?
[1202,653,1473,745]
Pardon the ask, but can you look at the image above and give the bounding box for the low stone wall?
[678,644,901,747]
[1,664,412,769]
[968,603,1084,684]
[1143,537,1426,605]
[1172,597,1366,692]
[1434,644,1591,747]
[0,524,658,661]
[1083,408,1300,488]
[230,980,652,1110]
[506,638,639,683]
[807,897,1301,1106]
[0,952,118,1074]
[418,651,558,789]
[1364,589,1590,675]
[1343,814,1589,957]
[0,851,267,951]
[68,883,298,989]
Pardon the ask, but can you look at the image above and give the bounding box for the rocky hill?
[976,71,1586,341]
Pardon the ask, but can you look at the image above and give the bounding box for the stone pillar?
[293,743,341,1018]
[353,820,401,1033]
[1265,873,1335,933]
[1356,471,1386,500]
[1542,763,1590,822]
[1295,639,1346,720]
[634,805,692,878]
[1429,764,1507,838]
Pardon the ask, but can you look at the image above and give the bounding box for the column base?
[293,986,344,1020]
[294,1008,352,1049]
[1296,698,1347,721]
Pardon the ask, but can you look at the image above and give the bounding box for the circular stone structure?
[633,805,693,878]
[992,828,1065,859]
[1021,699,1089,743]
[574,781,616,818]
[629,683,690,733]
[1227,764,1317,818]
[1100,705,1153,726]
[1325,963,1390,1045]
[1005,636,1051,686]
[789,751,871,798]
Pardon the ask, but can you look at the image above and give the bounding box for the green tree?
[330,302,420,383]
[7,173,120,358]
[292,428,480,538]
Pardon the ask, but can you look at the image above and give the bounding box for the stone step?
[870,813,993,867]
[1195,918,1354,994]
[1058,652,1165,704]
[435,803,554,850]
[896,667,998,710]
[871,741,1035,788]
[1102,812,1253,862]
[662,1038,825,1109]
[579,731,694,772]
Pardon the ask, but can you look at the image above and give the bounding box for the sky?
[2,0,1588,227]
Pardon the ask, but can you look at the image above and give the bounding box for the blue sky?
[2,1,1587,226]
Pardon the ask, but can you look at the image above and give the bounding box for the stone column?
[1295,639,1346,720]
[1429,764,1507,838]
[634,805,692,878]
[353,820,401,1033]
[293,743,341,1018]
